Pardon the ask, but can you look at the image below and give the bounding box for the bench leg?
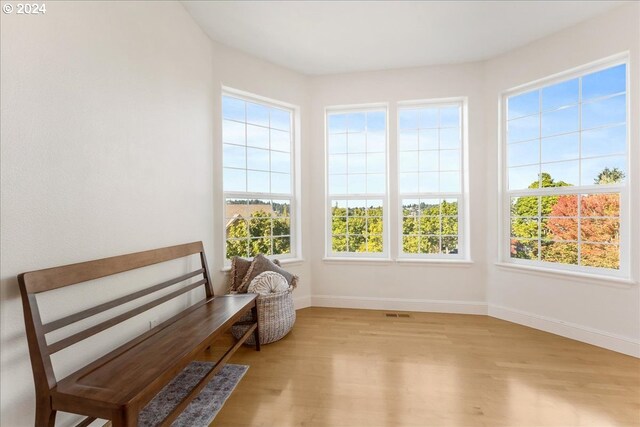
[111,407,137,427]
[252,305,260,351]
[34,397,56,427]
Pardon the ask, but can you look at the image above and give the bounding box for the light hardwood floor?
[204,307,640,427]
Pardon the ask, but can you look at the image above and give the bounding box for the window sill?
[396,258,474,267]
[220,257,305,272]
[322,257,393,265]
[494,262,637,287]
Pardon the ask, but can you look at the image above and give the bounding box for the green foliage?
[595,167,625,184]
[226,206,291,259]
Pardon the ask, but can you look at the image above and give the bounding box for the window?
[222,93,297,260]
[398,102,465,258]
[504,60,628,275]
[326,107,387,257]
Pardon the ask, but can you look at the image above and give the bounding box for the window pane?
[508,90,539,120]
[329,174,347,194]
[367,174,385,193]
[441,237,458,254]
[223,144,246,169]
[541,105,578,137]
[222,96,245,121]
[399,173,419,193]
[270,130,291,152]
[328,133,347,154]
[541,217,577,242]
[367,111,386,132]
[508,115,539,143]
[273,237,291,255]
[541,242,578,265]
[581,156,626,185]
[541,78,578,111]
[419,108,438,128]
[510,239,538,260]
[246,102,269,126]
[440,150,460,171]
[247,124,269,149]
[419,129,439,150]
[440,107,460,128]
[582,94,625,129]
[247,170,269,193]
[223,120,245,145]
[328,114,347,134]
[270,108,290,131]
[399,130,419,151]
[509,165,540,190]
[348,175,366,194]
[347,113,366,132]
[271,173,290,194]
[398,151,420,172]
[582,125,626,158]
[418,151,438,172]
[419,172,438,193]
[328,154,347,174]
[540,133,579,163]
[403,236,420,254]
[399,109,419,129]
[348,153,366,174]
[580,218,619,243]
[511,196,539,217]
[439,128,460,149]
[582,64,626,100]
[581,243,619,269]
[348,133,366,153]
[271,151,291,174]
[440,172,460,192]
[223,168,246,192]
[247,147,269,171]
[581,193,619,217]
[541,160,579,186]
[509,139,539,167]
[367,153,385,174]
[511,218,539,239]
[367,132,386,153]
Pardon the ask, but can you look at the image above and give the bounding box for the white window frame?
[397,98,469,260]
[499,54,631,279]
[324,104,390,259]
[221,87,302,264]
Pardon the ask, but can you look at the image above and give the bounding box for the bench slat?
[47,279,206,354]
[43,269,205,334]
[21,242,203,293]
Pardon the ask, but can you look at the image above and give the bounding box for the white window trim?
[324,103,390,259]
[221,86,302,265]
[396,98,470,261]
[498,53,632,280]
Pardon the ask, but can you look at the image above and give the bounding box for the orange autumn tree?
[543,168,622,269]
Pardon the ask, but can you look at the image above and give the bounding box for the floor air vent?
[385,313,411,318]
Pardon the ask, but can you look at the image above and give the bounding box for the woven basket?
[231,288,296,345]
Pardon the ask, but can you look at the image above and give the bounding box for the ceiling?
[182,1,624,76]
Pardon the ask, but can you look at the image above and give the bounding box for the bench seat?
[53,294,257,419]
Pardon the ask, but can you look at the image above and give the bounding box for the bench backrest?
[18,241,213,397]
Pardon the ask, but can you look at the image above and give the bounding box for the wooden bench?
[18,242,259,427]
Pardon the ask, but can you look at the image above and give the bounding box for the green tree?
[595,167,625,184]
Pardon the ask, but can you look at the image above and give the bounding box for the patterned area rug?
[138,362,249,427]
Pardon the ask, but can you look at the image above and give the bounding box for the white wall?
[308,64,488,313]
[483,3,640,356]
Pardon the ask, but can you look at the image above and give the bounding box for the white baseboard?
[489,305,640,358]
[294,295,311,310]
[310,294,487,315]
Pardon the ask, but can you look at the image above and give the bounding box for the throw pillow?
[228,257,252,292]
[237,254,299,293]
[247,271,289,295]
